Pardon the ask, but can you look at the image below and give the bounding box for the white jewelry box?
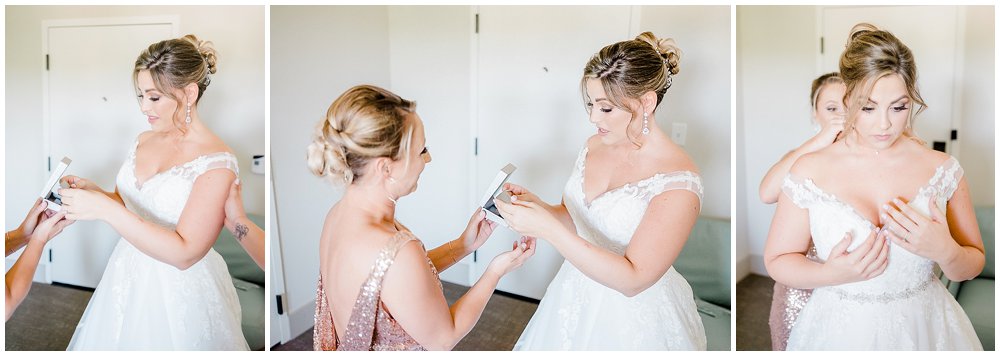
[39,157,72,212]
[479,163,516,227]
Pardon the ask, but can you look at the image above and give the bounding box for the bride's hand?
[59,188,120,221]
[503,183,543,204]
[494,195,564,241]
[459,207,497,253]
[61,175,101,192]
[485,236,536,277]
[821,228,889,285]
[882,195,957,264]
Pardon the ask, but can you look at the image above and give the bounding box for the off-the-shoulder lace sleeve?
[781,174,817,209]
[642,171,704,206]
[920,156,964,201]
[176,152,239,182]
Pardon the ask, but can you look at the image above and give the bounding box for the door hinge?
[951,129,958,141]
[45,54,49,71]
[475,13,479,34]
[48,156,51,171]
[474,137,479,156]
[473,250,477,262]
[820,37,824,54]
[49,249,52,262]
[276,294,285,315]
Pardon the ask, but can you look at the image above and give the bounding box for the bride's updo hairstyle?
[307,85,417,185]
[133,34,218,132]
[840,23,924,141]
[581,31,681,146]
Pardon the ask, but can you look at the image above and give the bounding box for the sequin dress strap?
[314,275,337,350]
[338,232,417,351]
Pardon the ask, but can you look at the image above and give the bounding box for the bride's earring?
[185,102,192,125]
[386,171,398,204]
[642,112,650,135]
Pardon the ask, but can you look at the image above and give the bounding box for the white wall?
[270,5,392,340]
[735,5,995,279]
[387,6,475,285]
[958,6,995,207]
[639,6,731,219]
[736,6,818,277]
[4,5,265,265]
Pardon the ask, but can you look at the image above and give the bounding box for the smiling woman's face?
[585,78,641,146]
[135,70,182,133]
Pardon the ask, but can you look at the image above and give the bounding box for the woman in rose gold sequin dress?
[758,72,845,350]
[306,85,536,351]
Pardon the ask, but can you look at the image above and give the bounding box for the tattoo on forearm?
[235,223,249,242]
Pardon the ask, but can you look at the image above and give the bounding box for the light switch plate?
[671,122,687,146]
[251,155,264,175]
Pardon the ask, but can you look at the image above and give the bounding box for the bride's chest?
[117,162,196,218]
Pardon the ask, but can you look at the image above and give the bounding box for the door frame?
[39,16,179,283]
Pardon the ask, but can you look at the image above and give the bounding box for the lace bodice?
[116,139,239,229]
[563,146,703,255]
[67,137,246,350]
[314,231,440,351]
[781,156,963,297]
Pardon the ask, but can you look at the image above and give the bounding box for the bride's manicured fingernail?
[882,204,890,211]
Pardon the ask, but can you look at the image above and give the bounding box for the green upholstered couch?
[673,216,731,351]
[212,214,265,350]
[944,206,994,350]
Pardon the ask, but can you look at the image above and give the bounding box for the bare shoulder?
[906,139,951,167]
[648,139,699,175]
[788,143,840,178]
[136,130,155,144]
[190,132,234,157]
[585,134,601,152]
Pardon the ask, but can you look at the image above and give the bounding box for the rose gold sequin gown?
[313,231,441,351]
[768,245,817,351]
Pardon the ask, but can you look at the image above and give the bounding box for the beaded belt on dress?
[825,276,936,304]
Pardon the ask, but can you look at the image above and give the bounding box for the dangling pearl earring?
[386,175,398,204]
[642,112,650,135]
[185,102,192,125]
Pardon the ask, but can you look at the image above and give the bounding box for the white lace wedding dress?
[781,156,982,350]
[67,140,249,350]
[513,146,707,350]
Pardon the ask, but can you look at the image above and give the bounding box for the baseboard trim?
[288,300,316,341]
[750,253,769,276]
[735,255,751,282]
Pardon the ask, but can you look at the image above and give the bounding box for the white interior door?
[476,6,632,299]
[45,22,173,288]
[268,172,292,346]
[821,6,960,153]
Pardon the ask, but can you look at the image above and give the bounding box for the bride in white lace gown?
[495,32,707,350]
[765,24,984,351]
[57,35,248,350]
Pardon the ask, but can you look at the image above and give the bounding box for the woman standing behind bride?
[58,35,248,350]
[765,23,983,350]
[495,32,707,350]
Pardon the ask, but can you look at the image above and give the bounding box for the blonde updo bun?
[307,85,417,185]
[183,34,218,75]
[636,32,681,76]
